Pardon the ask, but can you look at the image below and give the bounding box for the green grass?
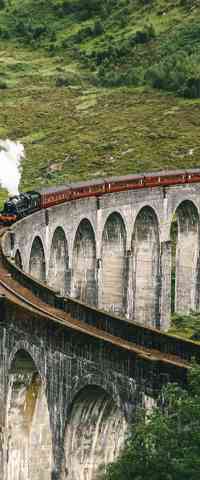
[1,42,200,196]
[0,1,200,276]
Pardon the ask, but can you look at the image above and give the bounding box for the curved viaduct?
[11,180,200,328]
[1,179,200,480]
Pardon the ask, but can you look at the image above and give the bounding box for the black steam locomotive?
[0,191,40,224]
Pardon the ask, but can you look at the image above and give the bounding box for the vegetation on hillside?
[0,0,200,195]
[1,0,200,96]
[103,364,200,480]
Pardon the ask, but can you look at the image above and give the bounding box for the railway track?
[0,227,191,372]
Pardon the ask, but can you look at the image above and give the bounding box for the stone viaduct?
[11,181,200,328]
[1,179,200,480]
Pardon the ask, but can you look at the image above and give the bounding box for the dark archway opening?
[170,218,178,314]
[101,213,127,315]
[170,200,199,314]
[48,227,69,295]
[15,250,23,270]
[72,219,97,305]
[29,236,46,282]
[132,206,160,328]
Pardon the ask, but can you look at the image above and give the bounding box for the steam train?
[1,169,200,225]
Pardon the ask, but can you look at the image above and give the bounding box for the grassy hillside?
[0,0,200,196]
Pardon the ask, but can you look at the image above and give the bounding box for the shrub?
[93,20,104,36]
[182,77,200,98]
[73,26,93,43]
[145,53,200,98]
[135,24,156,44]
[14,19,49,44]
[51,0,117,20]
[0,26,10,39]
[97,65,141,87]
[0,79,8,89]
[56,75,71,87]
[103,365,200,480]
[55,71,80,87]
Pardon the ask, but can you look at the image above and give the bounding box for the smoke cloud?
[0,139,25,196]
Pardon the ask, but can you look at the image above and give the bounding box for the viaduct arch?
[100,212,127,315]
[171,199,200,314]
[62,385,127,480]
[29,236,46,282]
[6,349,52,480]
[131,206,160,327]
[48,227,69,295]
[72,218,97,305]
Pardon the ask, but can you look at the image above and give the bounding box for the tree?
[104,365,200,480]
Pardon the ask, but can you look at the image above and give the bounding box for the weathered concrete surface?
[175,200,199,313]
[100,212,126,315]
[71,219,97,305]
[48,227,69,295]
[63,386,127,480]
[9,182,200,330]
[6,368,52,480]
[131,206,160,327]
[29,236,46,282]
[0,297,177,480]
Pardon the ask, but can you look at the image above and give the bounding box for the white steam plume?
[0,139,25,196]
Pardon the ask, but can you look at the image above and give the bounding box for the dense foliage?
[1,0,200,201]
[1,0,200,97]
[103,365,200,480]
[170,311,200,341]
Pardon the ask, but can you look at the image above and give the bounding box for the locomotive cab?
[4,197,20,215]
[0,199,17,224]
[4,194,28,218]
[0,191,41,224]
[3,203,14,215]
